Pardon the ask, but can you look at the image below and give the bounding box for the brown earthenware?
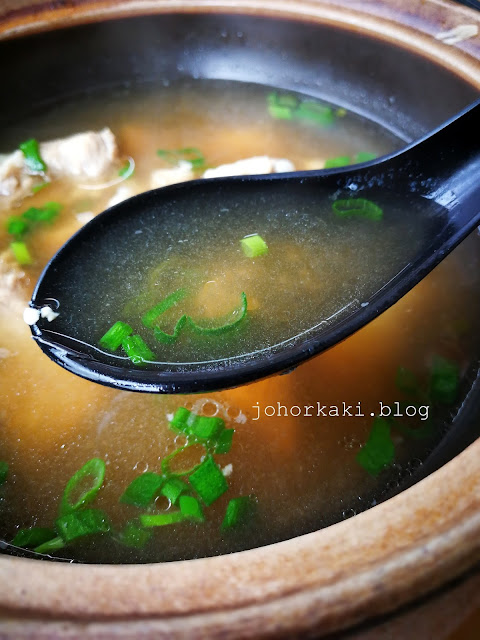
[0,1,479,638]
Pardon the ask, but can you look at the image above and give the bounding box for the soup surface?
[0,80,479,563]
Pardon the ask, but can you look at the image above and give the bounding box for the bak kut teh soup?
[0,80,479,563]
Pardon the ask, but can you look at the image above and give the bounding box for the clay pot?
[0,1,479,638]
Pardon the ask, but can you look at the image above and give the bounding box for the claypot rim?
[0,1,479,638]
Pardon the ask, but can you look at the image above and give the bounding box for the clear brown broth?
[0,80,479,563]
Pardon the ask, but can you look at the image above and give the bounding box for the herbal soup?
[0,81,479,563]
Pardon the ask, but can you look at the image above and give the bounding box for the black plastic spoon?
[28,98,480,394]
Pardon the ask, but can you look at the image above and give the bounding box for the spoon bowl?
[29,98,480,393]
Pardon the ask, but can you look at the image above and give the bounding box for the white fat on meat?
[0,128,119,209]
[202,156,295,179]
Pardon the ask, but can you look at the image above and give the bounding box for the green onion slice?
[34,536,65,555]
[214,429,235,454]
[10,241,32,265]
[118,158,135,179]
[356,417,395,476]
[169,407,192,432]
[56,508,110,543]
[60,458,106,516]
[429,355,459,405]
[324,156,351,169]
[169,407,226,443]
[32,182,50,194]
[122,334,155,364]
[188,456,228,506]
[6,217,29,238]
[240,234,268,258]
[99,321,133,351]
[221,495,256,530]
[187,292,248,336]
[354,152,377,163]
[142,288,188,329]
[154,314,188,344]
[267,92,298,120]
[120,472,165,507]
[160,444,204,477]
[140,512,185,527]
[161,477,189,505]
[296,102,334,127]
[179,495,205,522]
[117,520,152,548]
[332,198,383,221]
[0,461,8,485]
[19,138,47,173]
[267,92,335,127]
[23,202,61,223]
[12,527,57,549]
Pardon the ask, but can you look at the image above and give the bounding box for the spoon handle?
[405,98,480,233]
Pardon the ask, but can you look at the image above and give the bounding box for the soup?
[0,80,479,563]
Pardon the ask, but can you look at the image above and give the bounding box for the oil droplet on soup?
[0,80,479,563]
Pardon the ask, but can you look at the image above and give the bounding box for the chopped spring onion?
[122,334,155,364]
[169,407,193,431]
[34,536,65,555]
[154,292,248,342]
[188,456,228,506]
[429,355,459,405]
[120,472,165,507]
[0,461,8,485]
[142,288,188,329]
[324,156,351,169]
[356,417,395,476]
[266,92,297,119]
[240,234,268,258]
[60,458,106,516]
[179,495,205,522]
[160,444,203,477]
[157,147,206,170]
[118,160,135,179]
[161,477,189,505]
[186,292,248,336]
[395,366,419,396]
[7,203,61,242]
[140,512,185,527]
[6,217,29,237]
[12,527,57,549]
[99,321,133,351]
[214,429,235,454]
[168,407,226,442]
[296,101,334,127]
[23,202,61,223]
[221,495,255,530]
[355,151,377,163]
[32,181,50,194]
[267,92,335,127]
[189,415,225,440]
[55,508,110,543]
[117,520,152,548]
[332,198,383,221]
[10,241,32,265]
[335,107,348,118]
[19,138,47,173]
[324,152,377,169]
[154,314,188,344]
